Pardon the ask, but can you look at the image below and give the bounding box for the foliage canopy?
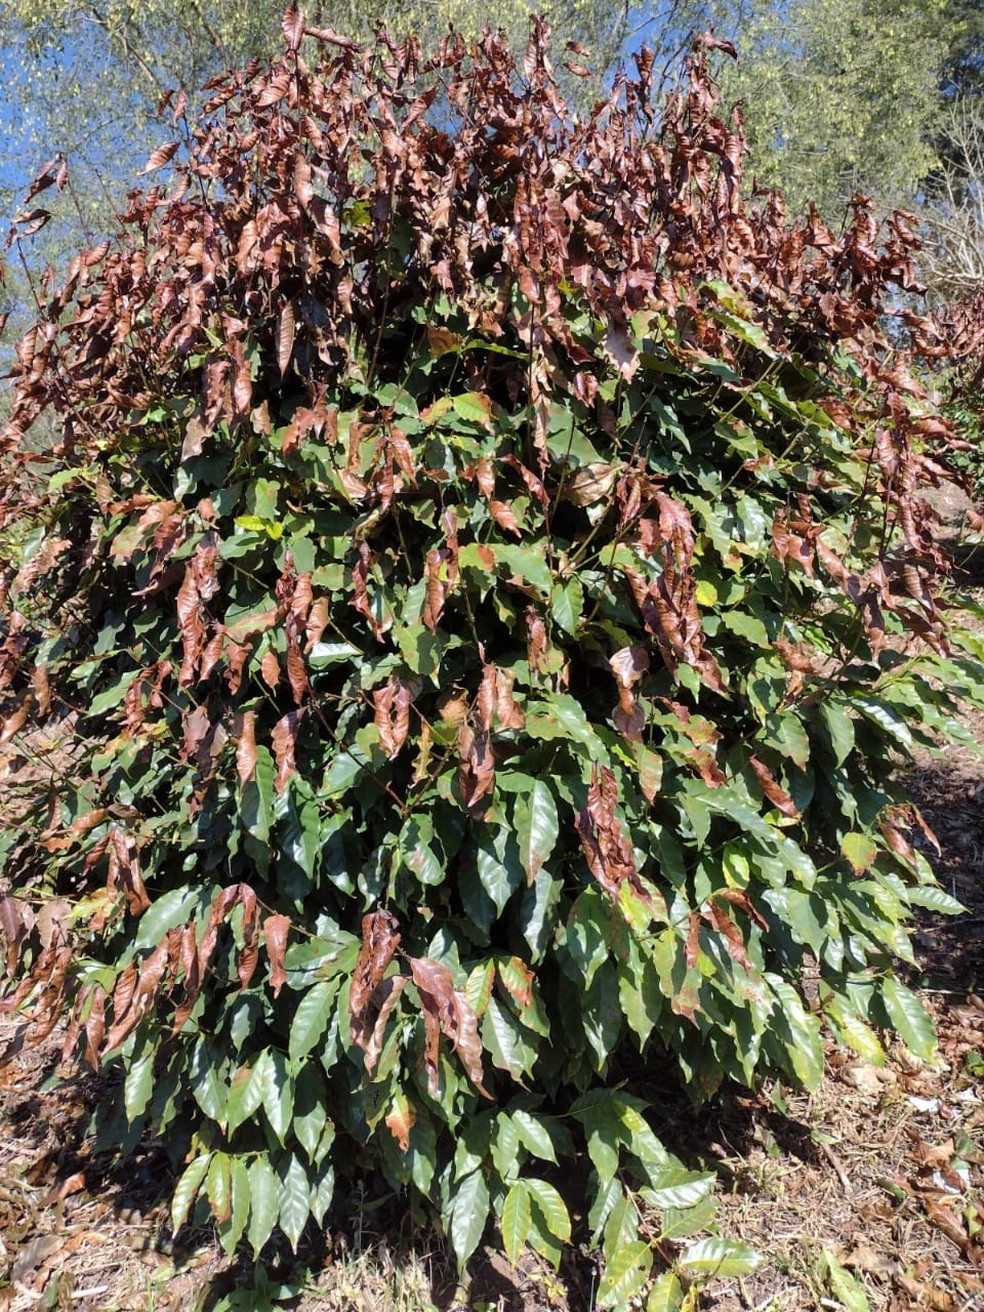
[1,12,981,1300]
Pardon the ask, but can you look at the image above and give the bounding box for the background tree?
[712,0,947,217]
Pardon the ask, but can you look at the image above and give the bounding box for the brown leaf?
[24,156,67,203]
[282,5,306,51]
[704,901,752,968]
[409,956,490,1098]
[384,1093,416,1153]
[0,896,34,977]
[276,302,296,376]
[272,709,302,792]
[262,914,290,998]
[747,756,799,818]
[373,675,414,760]
[260,647,281,690]
[458,722,495,810]
[363,975,407,1073]
[490,499,522,537]
[142,141,180,173]
[256,70,291,109]
[350,910,402,1045]
[526,607,549,674]
[235,710,258,783]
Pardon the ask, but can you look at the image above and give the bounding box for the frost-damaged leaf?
[458,722,495,810]
[263,914,290,998]
[142,141,180,173]
[0,896,34,976]
[281,4,306,51]
[106,826,151,915]
[703,901,752,968]
[276,301,296,376]
[409,956,490,1098]
[272,709,303,793]
[364,975,407,1073]
[350,910,401,1048]
[575,765,655,909]
[384,1089,416,1152]
[373,675,415,759]
[24,155,68,203]
[235,710,258,784]
[746,756,799,818]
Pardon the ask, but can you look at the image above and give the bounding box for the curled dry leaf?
[373,675,415,760]
[747,756,799,818]
[272,709,303,792]
[262,914,291,997]
[235,710,258,783]
[350,909,401,1046]
[409,956,490,1098]
[142,141,180,173]
[458,722,495,810]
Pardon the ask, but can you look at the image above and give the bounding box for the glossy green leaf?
[513,781,559,884]
[646,1271,684,1312]
[279,1153,311,1251]
[501,1180,532,1267]
[678,1236,762,1277]
[449,1169,490,1269]
[523,1178,570,1243]
[171,1153,211,1233]
[289,980,338,1065]
[881,975,936,1060]
[247,1154,280,1258]
[596,1240,653,1310]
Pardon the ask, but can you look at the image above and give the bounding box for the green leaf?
[289,980,338,1065]
[482,996,536,1079]
[491,1112,521,1180]
[768,977,824,1088]
[658,1193,717,1240]
[205,1152,232,1223]
[523,1178,570,1243]
[247,1154,280,1257]
[823,1251,870,1312]
[647,1271,684,1312]
[310,1164,335,1226]
[841,832,878,873]
[881,975,936,1060]
[449,1169,490,1269]
[855,698,914,751]
[261,1050,294,1143]
[171,1153,211,1232]
[904,886,965,915]
[190,1041,227,1123]
[293,1065,332,1163]
[134,886,200,951]
[678,1236,762,1277]
[513,781,559,884]
[225,1054,267,1135]
[501,1181,532,1267]
[550,578,583,636]
[596,1241,653,1310]
[820,702,855,767]
[451,391,492,424]
[643,1166,715,1211]
[124,1046,155,1122]
[576,1100,621,1185]
[222,1157,251,1255]
[511,1110,557,1164]
[279,1154,311,1251]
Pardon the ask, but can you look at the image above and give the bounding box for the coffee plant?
[1,11,982,1302]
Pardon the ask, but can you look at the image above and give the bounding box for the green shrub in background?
[1,12,981,1304]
